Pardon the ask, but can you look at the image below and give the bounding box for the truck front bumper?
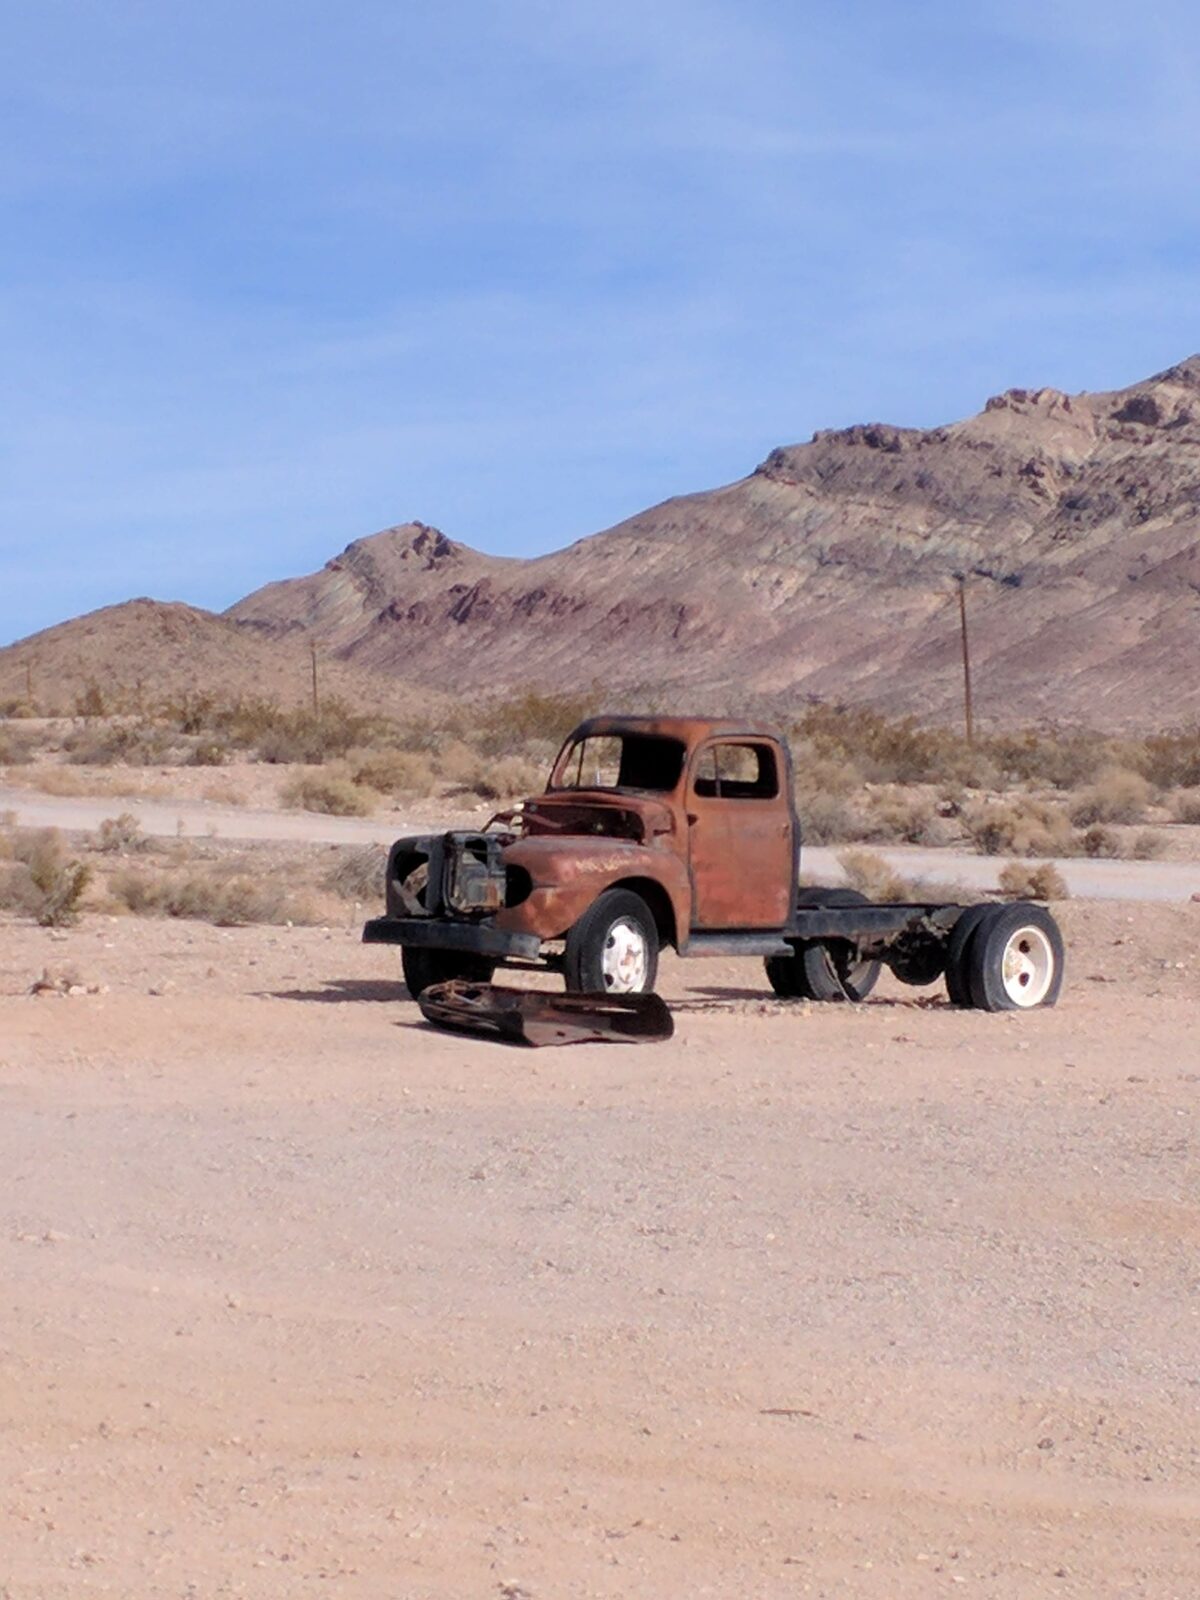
[362,916,541,962]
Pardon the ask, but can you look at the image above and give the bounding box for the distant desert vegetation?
[4,681,1199,931]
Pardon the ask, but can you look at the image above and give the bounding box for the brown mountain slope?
[0,599,447,719]
[229,359,1200,730]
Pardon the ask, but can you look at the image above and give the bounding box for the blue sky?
[3,0,1199,645]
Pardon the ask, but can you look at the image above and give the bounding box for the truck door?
[686,740,794,929]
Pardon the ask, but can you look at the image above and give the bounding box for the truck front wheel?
[401,947,495,999]
[564,889,659,995]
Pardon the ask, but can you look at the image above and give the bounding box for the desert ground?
[2,890,1199,1599]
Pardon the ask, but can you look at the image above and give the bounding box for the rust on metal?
[417,981,674,1047]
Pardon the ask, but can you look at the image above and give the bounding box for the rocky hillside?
[0,599,446,719]
[228,359,1200,730]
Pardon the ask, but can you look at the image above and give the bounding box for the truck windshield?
[552,734,685,793]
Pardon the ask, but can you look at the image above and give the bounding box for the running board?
[682,933,793,958]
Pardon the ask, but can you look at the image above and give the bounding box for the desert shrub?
[75,682,107,718]
[1136,731,1200,789]
[323,844,387,901]
[860,787,953,846]
[0,726,37,765]
[0,829,92,925]
[109,867,297,925]
[985,728,1114,790]
[836,848,912,902]
[167,691,216,735]
[0,858,36,914]
[436,740,483,787]
[1081,824,1122,859]
[257,711,358,764]
[349,747,437,797]
[1128,829,1166,859]
[1068,766,1153,826]
[471,689,600,755]
[794,787,857,845]
[157,694,388,764]
[794,706,960,785]
[247,700,386,763]
[964,797,1076,857]
[471,754,545,800]
[187,739,228,767]
[281,769,376,816]
[997,860,1069,900]
[436,743,542,799]
[95,813,146,853]
[64,719,177,767]
[803,704,1008,787]
[1171,790,1200,825]
[791,747,862,795]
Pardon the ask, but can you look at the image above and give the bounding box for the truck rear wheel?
[564,889,659,996]
[964,903,1065,1012]
[401,947,495,999]
[943,904,992,1007]
[765,888,881,1002]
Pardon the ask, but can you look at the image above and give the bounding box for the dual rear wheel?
[765,892,1063,1012]
[945,902,1064,1011]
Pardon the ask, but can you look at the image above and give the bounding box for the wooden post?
[310,642,319,716]
[956,575,974,744]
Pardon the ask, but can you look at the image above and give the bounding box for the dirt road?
[4,785,1200,903]
[2,900,1199,1597]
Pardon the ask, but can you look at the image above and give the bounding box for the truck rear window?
[552,734,685,793]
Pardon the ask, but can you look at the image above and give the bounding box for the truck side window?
[693,743,779,800]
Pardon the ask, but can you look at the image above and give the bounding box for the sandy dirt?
[2,900,1199,1598]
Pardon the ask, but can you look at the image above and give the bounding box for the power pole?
[310,642,320,716]
[955,574,974,744]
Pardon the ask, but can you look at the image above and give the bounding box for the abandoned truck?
[363,715,1065,1012]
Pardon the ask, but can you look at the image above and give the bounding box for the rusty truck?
[363,715,1065,1012]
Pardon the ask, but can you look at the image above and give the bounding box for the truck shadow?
[263,980,405,1004]
[680,984,949,1009]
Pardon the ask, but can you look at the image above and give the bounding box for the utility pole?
[25,661,33,705]
[955,574,974,744]
[310,642,320,716]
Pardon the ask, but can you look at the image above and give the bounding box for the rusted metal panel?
[685,736,794,928]
[495,834,692,943]
[417,981,674,1046]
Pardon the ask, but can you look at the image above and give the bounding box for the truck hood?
[502,834,659,886]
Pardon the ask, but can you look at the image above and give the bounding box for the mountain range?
[6,357,1200,730]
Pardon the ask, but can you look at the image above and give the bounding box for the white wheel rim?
[601,918,648,993]
[1000,925,1054,1007]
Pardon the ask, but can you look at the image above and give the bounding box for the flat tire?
[965,903,1065,1012]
